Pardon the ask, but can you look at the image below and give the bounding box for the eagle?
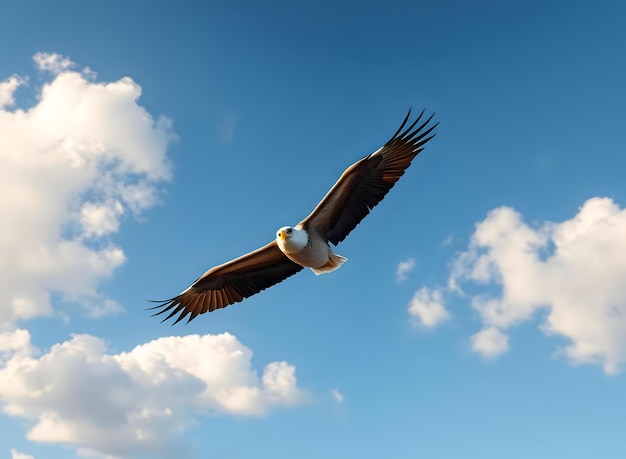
[151,109,437,324]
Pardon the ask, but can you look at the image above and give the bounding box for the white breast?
[276,227,330,268]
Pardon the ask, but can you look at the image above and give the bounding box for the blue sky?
[1,1,625,458]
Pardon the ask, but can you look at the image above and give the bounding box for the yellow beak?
[279,230,286,241]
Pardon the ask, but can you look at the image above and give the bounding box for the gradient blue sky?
[1,1,625,458]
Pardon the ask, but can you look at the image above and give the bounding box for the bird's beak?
[279,230,286,241]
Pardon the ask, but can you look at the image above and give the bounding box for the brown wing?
[149,241,304,325]
[299,109,437,246]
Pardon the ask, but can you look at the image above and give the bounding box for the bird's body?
[151,109,437,324]
[276,225,346,274]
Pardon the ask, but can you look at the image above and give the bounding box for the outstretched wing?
[299,109,437,246]
[150,241,304,325]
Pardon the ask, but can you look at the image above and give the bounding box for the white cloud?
[0,53,174,325]
[329,388,344,403]
[449,197,626,373]
[0,329,35,368]
[0,75,26,108]
[33,52,75,74]
[471,327,509,358]
[396,257,415,282]
[0,331,307,458]
[408,287,450,328]
[80,200,125,238]
[10,449,35,459]
[82,66,97,80]
[0,329,32,353]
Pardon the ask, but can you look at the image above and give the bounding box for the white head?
[276,226,308,254]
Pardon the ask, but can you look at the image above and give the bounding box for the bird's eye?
[286,228,292,234]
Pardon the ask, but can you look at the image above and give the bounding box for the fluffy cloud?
[0,74,26,108]
[0,53,174,325]
[0,331,306,458]
[33,52,75,74]
[10,450,35,459]
[396,257,416,282]
[470,327,509,357]
[449,197,626,373]
[408,287,450,328]
[0,329,33,363]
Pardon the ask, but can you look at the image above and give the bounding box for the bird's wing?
[299,109,437,246]
[149,241,304,325]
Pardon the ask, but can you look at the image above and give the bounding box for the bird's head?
[277,226,293,241]
[276,226,307,253]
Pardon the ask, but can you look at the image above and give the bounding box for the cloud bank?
[0,331,306,458]
[0,52,174,325]
[440,197,626,373]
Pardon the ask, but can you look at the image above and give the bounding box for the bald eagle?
[151,109,437,324]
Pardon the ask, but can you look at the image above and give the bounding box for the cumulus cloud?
[10,449,35,459]
[449,197,626,373]
[0,53,174,325]
[396,257,416,282]
[408,287,450,328]
[471,327,509,358]
[0,331,306,458]
[0,74,26,108]
[33,52,75,74]
[0,329,34,363]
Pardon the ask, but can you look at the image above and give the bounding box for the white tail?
[310,252,348,275]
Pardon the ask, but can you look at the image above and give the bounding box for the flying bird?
[151,109,437,324]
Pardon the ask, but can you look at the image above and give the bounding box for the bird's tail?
[310,252,347,275]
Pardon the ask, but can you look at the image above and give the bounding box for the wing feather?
[300,109,437,245]
[149,241,304,324]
